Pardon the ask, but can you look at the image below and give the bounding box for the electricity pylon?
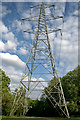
[10,3,70,118]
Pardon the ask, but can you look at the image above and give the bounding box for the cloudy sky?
[0,1,78,98]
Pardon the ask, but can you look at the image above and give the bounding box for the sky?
[0,1,78,98]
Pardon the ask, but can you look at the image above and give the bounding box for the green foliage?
[61,66,80,115]
[1,66,80,117]
[0,68,28,116]
[0,69,14,116]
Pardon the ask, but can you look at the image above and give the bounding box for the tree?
[0,69,14,116]
[61,66,80,115]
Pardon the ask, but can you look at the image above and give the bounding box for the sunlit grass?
[2,116,80,120]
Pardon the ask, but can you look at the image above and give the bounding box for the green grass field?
[1,116,80,120]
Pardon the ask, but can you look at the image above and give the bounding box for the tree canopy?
[61,66,80,115]
[0,69,13,116]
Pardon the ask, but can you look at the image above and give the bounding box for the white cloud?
[45,8,51,15]
[3,31,14,40]
[48,12,78,76]
[73,10,78,16]
[0,53,25,69]
[63,16,78,32]
[21,10,31,18]
[12,20,22,32]
[0,21,8,33]
[55,39,69,46]
[3,32,18,51]
[0,53,26,91]
[18,46,28,55]
[12,19,32,39]
[6,41,17,51]
[2,5,11,17]
[22,77,48,99]
[0,3,2,19]
[0,21,18,52]
[2,65,23,91]
[0,40,5,51]
[22,21,32,31]
[23,33,30,39]
[2,6,11,17]
[59,61,64,67]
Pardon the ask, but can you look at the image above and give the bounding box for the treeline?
[0,66,80,117]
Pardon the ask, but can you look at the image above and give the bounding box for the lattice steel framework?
[10,3,70,118]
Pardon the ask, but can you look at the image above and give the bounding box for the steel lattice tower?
[10,3,70,118]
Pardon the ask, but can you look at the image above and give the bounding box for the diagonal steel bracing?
[10,3,70,118]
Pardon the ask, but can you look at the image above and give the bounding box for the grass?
[1,116,80,120]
